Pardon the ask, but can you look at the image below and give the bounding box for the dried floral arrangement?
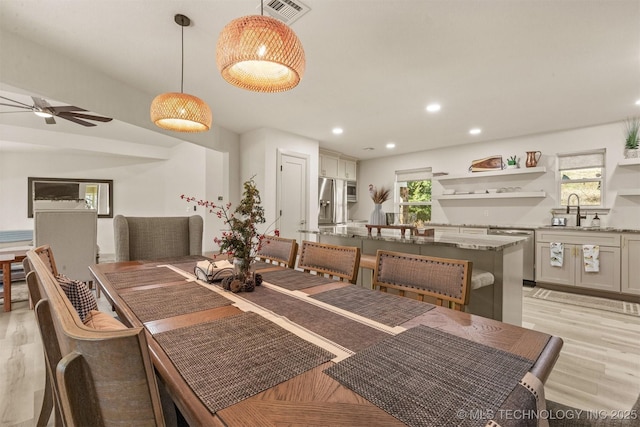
[368,184,390,204]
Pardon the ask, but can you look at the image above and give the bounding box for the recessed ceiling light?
[426,103,441,113]
[469,128,482,135]
[386,142,396,149]
[332,127,343,135]
[363,147,375,151]
[636,99,640,106]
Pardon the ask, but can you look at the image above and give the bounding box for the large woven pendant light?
[151,14,212,132]
[216,1,305,93]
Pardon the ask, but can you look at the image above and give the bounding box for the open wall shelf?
[435,191,546,200]
[433,166,546,181]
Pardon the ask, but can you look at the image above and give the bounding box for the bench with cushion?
[26,245,166,426]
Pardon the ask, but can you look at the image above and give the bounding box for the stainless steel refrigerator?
[318,177,347,225]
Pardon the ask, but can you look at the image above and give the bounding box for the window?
[557,149,605,207]
[395,168,432,224]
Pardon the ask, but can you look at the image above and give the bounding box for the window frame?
[556,149,606,209]
[394,167,433,224]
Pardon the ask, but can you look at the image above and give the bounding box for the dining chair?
[255,235,298,268]
[372,250,472,310]
[297,240,361,284]
[113,214,203,262]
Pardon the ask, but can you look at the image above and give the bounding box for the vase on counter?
[370,204,386,225]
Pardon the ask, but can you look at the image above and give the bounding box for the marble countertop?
[300,227,526,251]
[347,221,640,233]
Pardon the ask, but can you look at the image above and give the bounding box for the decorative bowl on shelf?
[443,189,455,195]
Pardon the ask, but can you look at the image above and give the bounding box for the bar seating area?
[14,225,566,426]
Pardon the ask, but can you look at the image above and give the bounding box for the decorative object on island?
[368,185,390,225]
[526,151,542,167]
[216,0,305,93]
[623,116,639,158]
[470,155,503,172]
[150,14,212,133]
[181,177,275,292]
[506,155,519,169]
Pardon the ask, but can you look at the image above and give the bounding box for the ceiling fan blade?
[61,112,113,122]
[31,96,51,109]
[50,105,86,113]
[0,102,32,110]
[57,114,96,127]
[0,95,34,108]
[0,110,32,114]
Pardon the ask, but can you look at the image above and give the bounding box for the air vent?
[263,0,310,24]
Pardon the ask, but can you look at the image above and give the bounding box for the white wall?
[354,122,640,229]
[0,141,233,256]
[240,127,320,236]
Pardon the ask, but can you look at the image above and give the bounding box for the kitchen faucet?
[566,193,586,226]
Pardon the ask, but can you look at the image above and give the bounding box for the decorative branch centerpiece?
[182,177,275,292]
[368,184,390,225]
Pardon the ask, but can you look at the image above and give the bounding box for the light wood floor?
[1,286,639,426]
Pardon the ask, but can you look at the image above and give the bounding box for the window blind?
[558,149,605,170]
[395,167,432,181]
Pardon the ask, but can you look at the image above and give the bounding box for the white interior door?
[277,151,308,242]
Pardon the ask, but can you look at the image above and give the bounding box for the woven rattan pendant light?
[216,1,305,93]
[151,14,212,132]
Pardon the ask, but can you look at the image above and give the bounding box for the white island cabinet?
[535,229,621,293]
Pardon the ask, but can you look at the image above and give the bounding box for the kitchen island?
[300,226,527,326]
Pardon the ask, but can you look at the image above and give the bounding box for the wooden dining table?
[90,257,563,427]
[0,249,28,312]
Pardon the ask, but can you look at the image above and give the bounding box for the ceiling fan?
[0,95,113,127]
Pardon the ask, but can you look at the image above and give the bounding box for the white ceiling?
[1,0,639,160]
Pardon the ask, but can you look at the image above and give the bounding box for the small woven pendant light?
[216,1,305,93]
[151,14,212,132]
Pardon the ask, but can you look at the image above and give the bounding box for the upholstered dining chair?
[114,215,203,262]
[297,240,361,284]
[255,235,298,268]
[372,250,472,311]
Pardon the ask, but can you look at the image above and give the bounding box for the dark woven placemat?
[240,287,390,352]
[104,267,188,289]
[120,282,232,322]
[260,268,336,290]
[324,325,534,427]
[154,312,335,413]
[310,286,435,327]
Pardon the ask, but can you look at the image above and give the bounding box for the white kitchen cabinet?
[621,234,640,295]
[460,227,488,235]
[535,230,621,292]
[431,226,460,234]
[338,159,357,180]
[319,154,339,178]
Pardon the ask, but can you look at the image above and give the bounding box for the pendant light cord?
[180,21,184,94]
[260,0,264,16]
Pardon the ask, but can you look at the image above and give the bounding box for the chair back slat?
[373,250,472,310]
[298,241,360,284]
[255,235,298,268]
